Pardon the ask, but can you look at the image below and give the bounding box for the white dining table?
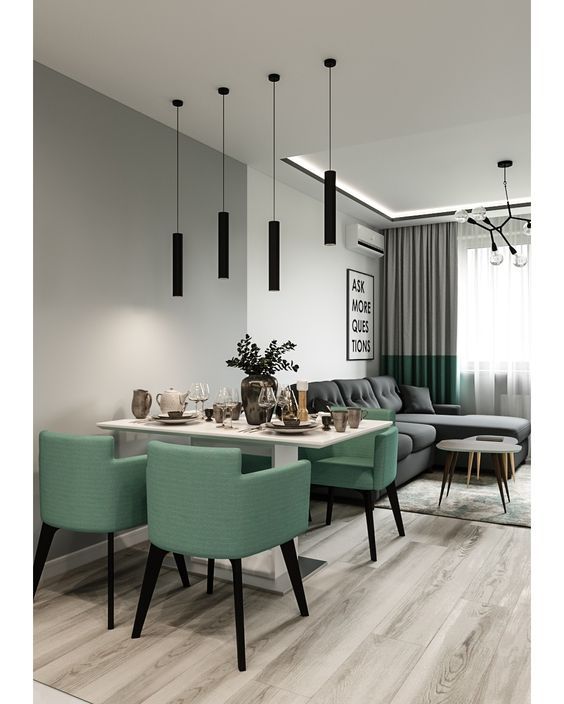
[97,416,392,593]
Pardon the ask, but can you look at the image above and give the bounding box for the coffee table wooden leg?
[476,452,481,480]
[439,452,453,506]
[446,452,458,497]
[492,454,507,513]
[510,452,516,482]
[502,453,509,482]
[466,451,474,486]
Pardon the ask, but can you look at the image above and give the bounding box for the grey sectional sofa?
[296,376,531,490]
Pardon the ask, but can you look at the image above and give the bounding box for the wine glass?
[200,382,210,416]
[258,385,277,425]
[222,387,238,428]
[277,386,294,422]
[189,383,203,417]
[215,387,228,426]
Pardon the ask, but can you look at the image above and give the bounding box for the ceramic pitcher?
[131,389,152,419]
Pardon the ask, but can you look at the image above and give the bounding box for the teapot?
[155,387,188,414]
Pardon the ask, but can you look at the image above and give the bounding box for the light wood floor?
[34,501,530,704]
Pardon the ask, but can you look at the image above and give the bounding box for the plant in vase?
[226,334,299,425]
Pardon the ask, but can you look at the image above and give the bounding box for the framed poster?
[346,268,374,360]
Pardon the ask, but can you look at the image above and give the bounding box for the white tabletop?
[96,417,392,449]
[437,439,521,454]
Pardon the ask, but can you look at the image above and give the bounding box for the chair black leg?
[131,543,167,638]
[385,482,405,537]
[280,540,309,617]
[107,532,114,630]
[207,559,215,594]
[325,486,334,526]
[362,491,377,562]
[173,553,190,588]
[230,559,246,672]
[33,523,58,597]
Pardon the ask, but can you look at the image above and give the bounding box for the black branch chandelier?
[454,160,531,267]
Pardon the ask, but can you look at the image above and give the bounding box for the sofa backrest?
[366,376,403,412]
[333,378,381,408]
[293,380,346,413]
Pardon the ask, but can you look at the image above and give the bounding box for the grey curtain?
[381,222,458,403]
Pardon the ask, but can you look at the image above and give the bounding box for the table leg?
[476,452,481,480]
[500,457,511,503]
[466,451,475,486]
[502,453,509,483]
[446,452,458,497]
[510,452,516,482]
[492,455,507,513]
[439,452,453,506]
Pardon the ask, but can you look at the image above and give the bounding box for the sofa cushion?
[395,413,531,443]
[396,422,436,452]
[333,378,381,408]
[366,376,403,412]
[299,380,345,413]
[397,433,413,461]
[399,385,435,414]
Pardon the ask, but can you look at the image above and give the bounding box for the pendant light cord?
[328,65,332,171]
[222,94,225,212]
[176,104,179,233]
[272,79,276,221]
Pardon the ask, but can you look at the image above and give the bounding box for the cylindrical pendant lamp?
[324,58,337,246]
[268,73,281,291]
[172,98,184,296]
[218,87,230,278]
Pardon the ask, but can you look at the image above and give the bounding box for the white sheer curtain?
[457,215,531,419]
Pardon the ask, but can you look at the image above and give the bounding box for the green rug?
[376,462,530,528]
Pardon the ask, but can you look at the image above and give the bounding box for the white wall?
[34,64,248,559]
[246,167,382,388]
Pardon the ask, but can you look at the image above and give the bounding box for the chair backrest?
[329,425,398,490]
[39,431,147,533]
[146,441,310,559]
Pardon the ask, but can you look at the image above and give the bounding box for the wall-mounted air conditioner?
[345,224,385,258]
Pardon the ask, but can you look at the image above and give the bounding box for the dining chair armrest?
[364,408,396,422]
[235,460,311,556]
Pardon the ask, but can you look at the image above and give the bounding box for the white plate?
[153,416,200,425]
[265,422,319,434]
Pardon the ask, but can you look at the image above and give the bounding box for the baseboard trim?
[41,526,148,581]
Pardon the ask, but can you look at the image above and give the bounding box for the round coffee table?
[463,435,519,484]
[436,439,522,513]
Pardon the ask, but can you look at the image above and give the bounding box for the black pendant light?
[171,98,183,296]
[218,87,230,278]
[324,58,337,246]
[268,73,280,291]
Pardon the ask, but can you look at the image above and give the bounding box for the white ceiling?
[34,0,531,226]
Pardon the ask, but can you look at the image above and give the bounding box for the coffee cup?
[331,409,349,432]
[347,407,368,429]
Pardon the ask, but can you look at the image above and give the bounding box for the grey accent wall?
[34,63,248,559]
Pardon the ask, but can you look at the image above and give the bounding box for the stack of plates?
[153,412,199,425]
[265,420,319,434]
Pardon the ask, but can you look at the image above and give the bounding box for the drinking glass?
[223,387,238,428]
[200,382,210,416]
[258,385,277,424]
[215,387,228,426]
[189,383,203,416]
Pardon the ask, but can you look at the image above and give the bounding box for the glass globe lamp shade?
[471,206,487,222]
[523,221,531,236]
[489,249,504,266]
[513,253,528,268]
[453,209,469,223]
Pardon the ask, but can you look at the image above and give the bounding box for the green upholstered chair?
[300,411,404,562]
[131,441,311,671]
[33,432,190,629]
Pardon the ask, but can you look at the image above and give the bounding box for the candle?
[297,381,309,421]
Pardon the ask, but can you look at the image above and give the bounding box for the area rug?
[376,462,530,528]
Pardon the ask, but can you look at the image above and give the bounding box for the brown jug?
[132,389,152,419]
